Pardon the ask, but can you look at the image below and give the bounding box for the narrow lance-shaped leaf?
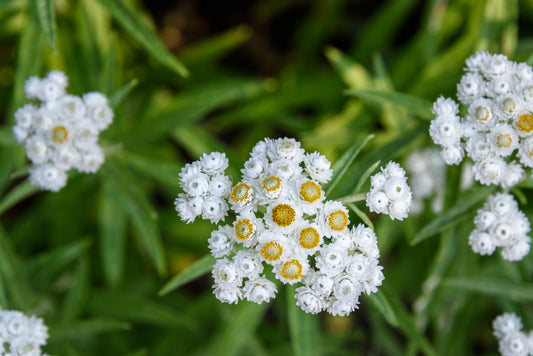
[443,277,533,302]
[0,180,39,216]
[99,180,127,286]
[365,290,399,327]
[347,202,374,231]
[50,318,131,340]
[33,0,57,49]
[159,255,215,296]
[324,134,374,196]
[287,285,319,356]
[345,89,434,121]
[62,256,90,321]
[95,0,189,77]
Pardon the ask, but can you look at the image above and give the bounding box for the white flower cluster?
[0,309,48,356]
[176,137,385,315]
[493,313,533,356]
[174,152,231,224]
[366,161,412,220]
[13,70,113,192]
[469,193,531,261]
[405,149,445,214]
[429,51,533,188]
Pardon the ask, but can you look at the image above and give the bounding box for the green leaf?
[62,256,90,321]
[0,180,38,216]
[159,255,215,296]
[287,285,319,356]
[209,302,268,356]
[324,134,374,196]
[95,0,188,77]
[50,318,131,340]
[381,287,437,356]
[89,290,198,330]
[411,190,489,245]
[346,202,374,230]
[99,180,127,286]
[442,278,533,302]
[102,161,167,276]
[353,160,381,194]
[108,78,139,108]
[324,46,372,88]
[123,78,270,144]
[345,89,433,121]
[365,290,399,327]
[33,0,56,49]
[0,127,16,147]
[27,238,93,283]
[121,151,181,191]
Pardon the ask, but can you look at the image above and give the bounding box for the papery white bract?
[13,71,113,192]
[175,137,387,315]
[493,313,533,356]
[0,309,48,356]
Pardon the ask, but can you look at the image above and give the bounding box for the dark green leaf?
[365,290,399,327]
[50,318,131,340]
[159,255,215,296]
[287,285,319,356]
[33,0,56,49]
[0,180,38,216]
[443,277,533,302]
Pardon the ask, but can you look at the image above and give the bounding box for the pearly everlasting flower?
[430,52,533,188]
[493,313,533,356]
[367,161,412,220]
[0,309,48,356]
[406,149,445,214]
[175,137,386,315]
[469,193,531,261]
[13,71,113,192]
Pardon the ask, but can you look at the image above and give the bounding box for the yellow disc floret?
[475,106,490,122]
[261,241,283,261]
[300,181,322,203]
[234,219,255,241]
[299,227,321,249]
[328,210,348,231]
[496,133,513,148]
[231,182,251,203]
[518,114,533,133]
[281,259,303,280]
[261,175,282,192]
[52,125,68,143]
[271,203,296,227]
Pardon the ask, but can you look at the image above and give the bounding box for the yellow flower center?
[300,181,322,203]
[299,227,321,249]
[280,141,294,150]
[518,114,533,133]
[234,219,254,241]
[271,203,296,227]
[261,176,281,192]
[496,133,513,148]
[502,98,517,114]
[261,241,283,261]
[52,126,68,143]
[281,259,303,280]
[231,182,251,203]
[475,106,490,122]
[328,210,348,231]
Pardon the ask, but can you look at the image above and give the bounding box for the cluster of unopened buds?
[430,51,533,188]
[493,313,533,356]
[0,309,48,356]
[470,193,531,261]
[12,71,113,192]
[174,138,412,315]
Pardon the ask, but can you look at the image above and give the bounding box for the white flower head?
[199,152,229,176]
[304,152,333,183]
[295,286,325,314]
[208,225,234,258]
[243,277,277,304]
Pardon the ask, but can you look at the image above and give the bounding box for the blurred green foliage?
[0,0,532,355]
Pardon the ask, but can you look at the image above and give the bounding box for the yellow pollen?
[261,176,281,192]
[234,219,254,241]
[299,227,320,249]
[280,141,294,150]
[231,183,251,203]
[502,98,516,113]
[261,241,283,261]
[518,114,533,133]
[475,106,490,122]
[328,210,348,231]
[271,204,296,227]
[300,181,322,203]
[496,133,513,148]
[52,126,68,143]
[281,259,303,280]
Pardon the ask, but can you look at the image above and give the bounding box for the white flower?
[468,230,496,256]
[0,309,48,355]
[198,152,229,175]
[319,201,350,237]
[174,194,198,224]
[208,175,232,198]
[429,115,462,147]
[457,73,485,104]
[243,277,277,304]
[432,96,460,117]
[213,285,242,304]
[83,92,114,130]
[483,53,510,79]
[295,286,325,314]
[268,137,305,162]
[501,162,525,189]
[233,250,263,279]
[473,155,506,186]
[493,313,523,339]
[441,144,465,165]
[29,164,67,192]
[351,224,380,258]
[465,51,491,73]
[304,152,333,183]
[489,124,519,157]
[212,259,242,287]
[264,200,303,235]
[274,256,308,284]
[501,235,531,261]
[180,169,209,197]
[208,225,234,258]
[316,244,348,277]
[499,332,529,356]
[326,298,358,317]
[201,196,228,224]
[333,273,362,301]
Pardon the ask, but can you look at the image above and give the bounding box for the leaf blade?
[159,255,215,296]
[33,0,56,49]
